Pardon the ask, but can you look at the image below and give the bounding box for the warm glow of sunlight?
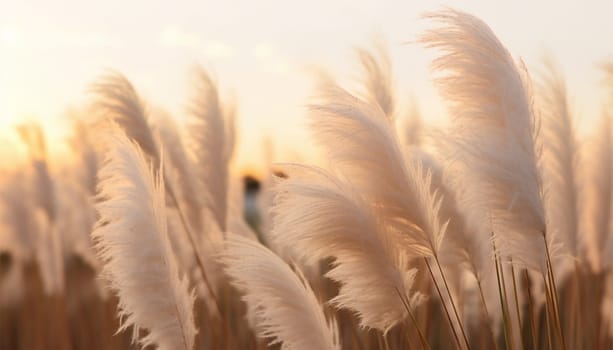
[1,4,613,350]
[1,0,612,173]
[0,112,72,166]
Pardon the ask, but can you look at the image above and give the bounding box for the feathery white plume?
[154,114,203,233]
[187,66,235,232]
[309,81,447,257]
[355,41,395,119]
[93,132,196,350]
[221,234,339,350]
[272,165,425,331]
[411,148,491,280]
[537,61,581,273]
[421,9,548,270]
[91,71,160,163]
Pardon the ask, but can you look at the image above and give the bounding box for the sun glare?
[0,111,72,166]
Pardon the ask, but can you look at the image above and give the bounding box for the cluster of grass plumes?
[1,8,613,350]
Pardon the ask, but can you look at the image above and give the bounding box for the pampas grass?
[420,9,549,271]
[420,10,574,349]
[355,42,396,119]
[537,60,581,276]
[271,165,426,332]
[221,234,339,350]
[188,66,235,233]
[2,7,613,350]
[91,72,160,163]
[309,81,447,258]
[93,131,196,350]
[154,114,204,234]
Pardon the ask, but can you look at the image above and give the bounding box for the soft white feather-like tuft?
[355,42,395,119]
[272,165,425,331]
[93,132,196,350]
[421,9,548,270]
[411,148,492,281]
[537,61,581,273]
[309,81,447,257]
[154,114,203,233]
[91,71,160,163]
[187,66,234,232]
[221,234,339,350]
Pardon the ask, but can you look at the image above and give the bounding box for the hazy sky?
[1,0,611,172]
